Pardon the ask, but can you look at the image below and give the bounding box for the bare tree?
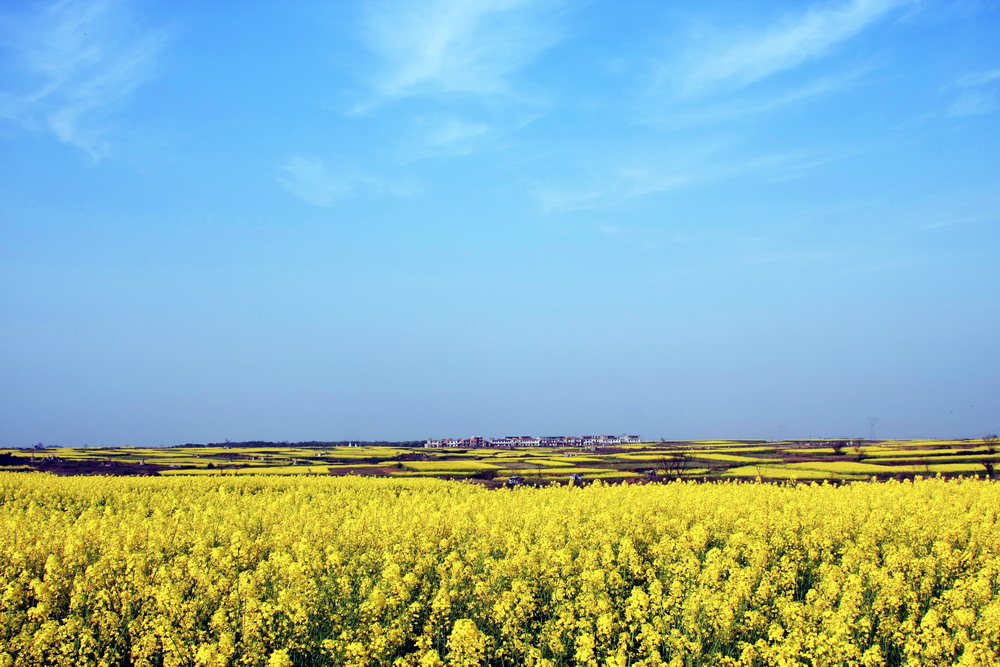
[983,434,998,455]
[656,453,685,479]
[981,461,995,479]
[831,440,846,455]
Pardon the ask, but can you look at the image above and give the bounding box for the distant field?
[2,436,996,484]
[724,465,864,480]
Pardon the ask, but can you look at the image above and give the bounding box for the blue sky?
[1,0,998,446]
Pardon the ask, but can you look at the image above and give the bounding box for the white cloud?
[278,155,355,207]
[355,0,562,109]
[913,187,1000,230]
[643,67,867,128]
[278,154,419,207]
[0,0,169,160]
[955,68,1000,88]
[336,0,562,166]
[946,66,1000,117]
[421,117,492,157]
[400,111,542,161]
[660,0,914,97]
[537,149,839,214]
[919,212,997,230]
[947,92,1000,117]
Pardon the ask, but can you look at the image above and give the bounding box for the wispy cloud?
[425,117,492,148]
[278,154,420,207]
[947,66,1000,117]
[661,0,915,97]
[947,93,1000,117]
[413,116,494,159]
[643,67,868,129]
[537,148,840,214]
[0,0,169,160]
[955,68,1000,88]
[354,0,562,111]
[399,111,542,161]
[913,187,1000,230]
[918,212,998,230]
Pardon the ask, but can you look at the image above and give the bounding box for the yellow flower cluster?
[0,473,998,666]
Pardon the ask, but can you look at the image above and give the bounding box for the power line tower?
[867,416,879,441]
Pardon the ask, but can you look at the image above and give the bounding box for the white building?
[425,433,641,448]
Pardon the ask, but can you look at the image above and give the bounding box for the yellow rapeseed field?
[0,473,998,666]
